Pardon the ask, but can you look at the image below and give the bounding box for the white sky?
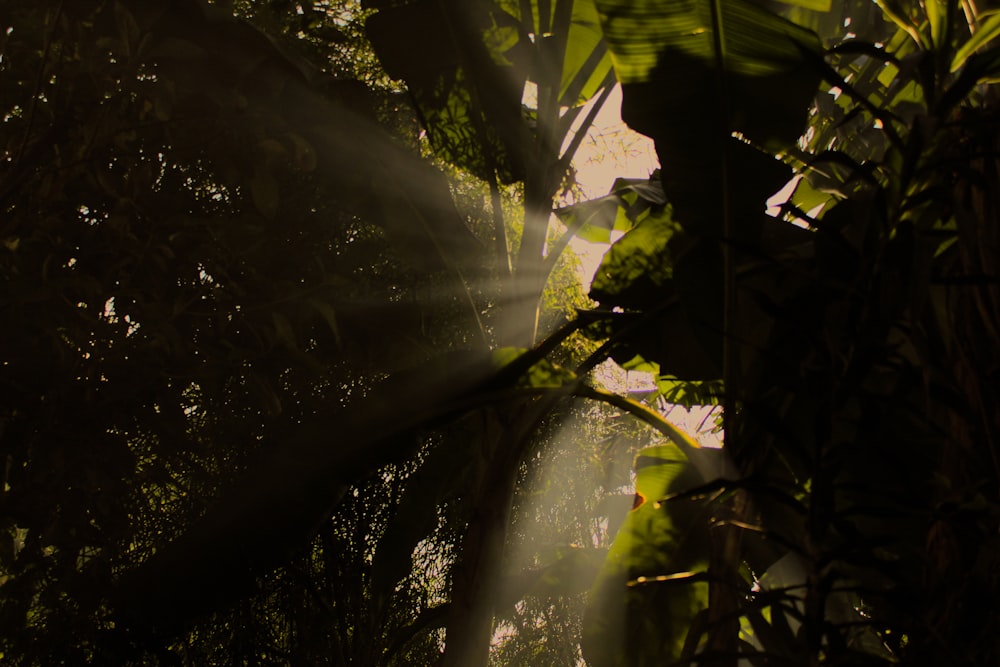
[566,85,659,282]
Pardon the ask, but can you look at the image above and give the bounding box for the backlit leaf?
[589,206,680,299]
[554,173,667,243]
[951,11,1000,72]
[582,444,710,666]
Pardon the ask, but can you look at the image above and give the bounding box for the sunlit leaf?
[554,173,667,243]
[620,354,658,375]
[589,205,680,299]
[582,444,710,666]
[655,375,724,408]
[951,11,1000,72]
[595,0,821,84]
[556,0,615,106]
[786,173,838,220]
[554,196,625,244]
[874,0,928,49]
[773,0,831,10]
[924,0,948,51]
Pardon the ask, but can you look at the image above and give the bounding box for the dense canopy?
[2,0,1000,665]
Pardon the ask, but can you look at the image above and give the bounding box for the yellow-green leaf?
[952,10,1000,72]
[925,0,947,49]
[772,0,831,10]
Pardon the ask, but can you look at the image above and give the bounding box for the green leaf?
[655,376,724,408]
[924,0,947,50]
[554,196,625,244]
[938,46,1000,112]
[874,0,927,49]
[633,444,690,503]
[554,173,667,243]
[555,171,667,243]
[582,444,710,666]
[556,0,615,106]
[951,10,1000,72]
[589,205,680,299]
[595,0,822,84]
[786,174,838,221]
[620,354,659,375]
[772,0,831,10]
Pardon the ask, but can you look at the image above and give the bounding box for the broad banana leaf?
[569,164,811,384]
[582,444,711,667]
[569,0,825,391]
[593,0,822,236]
[497,0,615,106]
[554,173,668,244]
